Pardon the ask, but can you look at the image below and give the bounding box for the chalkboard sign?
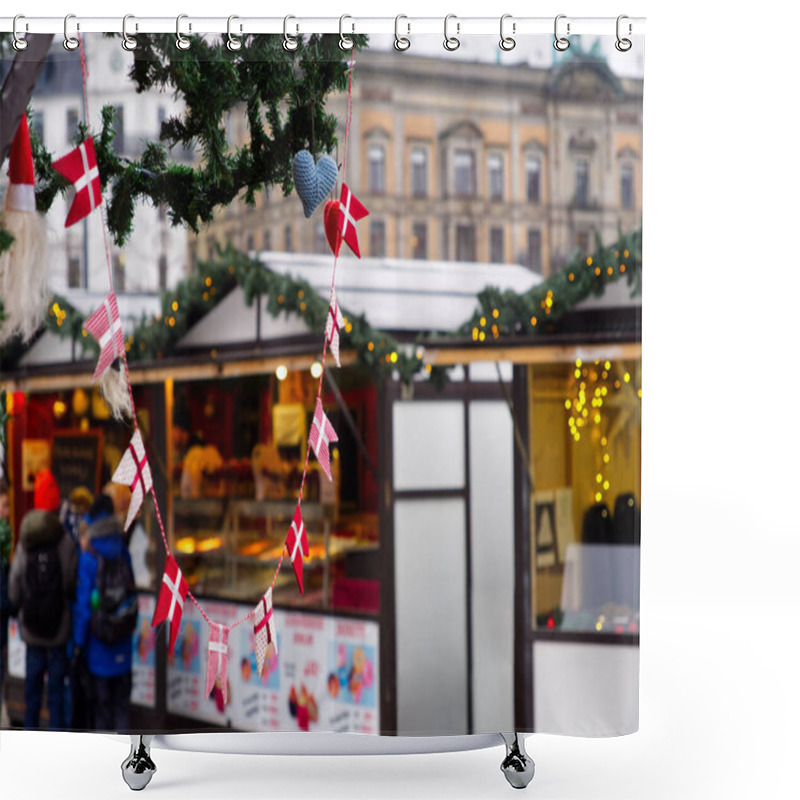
[50,430,103,499]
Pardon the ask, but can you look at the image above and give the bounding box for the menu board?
[50,430,102,497]
[131,594,157,709]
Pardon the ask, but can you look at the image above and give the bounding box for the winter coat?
[72,515,135,678]
[8,510,78,648]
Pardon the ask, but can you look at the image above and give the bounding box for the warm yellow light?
[530,316,537,326]
[603,481,610,491]
[595,621,603,632]
[620,264,626,273]
[172,301,179,311]
[277,294,284,304]
[568,272,575,282]
[603,453,610,464]
[594,267,601,276]
[472,328,479,341]
[390,352,398,363]
[595,492,602,502]
[576,359,582,368]
[205,276,212,287]
[53,400,67,419]
[367,341,374,351]
[638,388,642,398]
[586,256,593,266]
[479,331,486,342]
[565,400,572,410]
[276,365,288,380]
[492,308,499,319]
[607,267,614,276]
[574,369,581,379]
[310,362,323,379]
[345,322,353,333]
[604,361,611,370]
[298,289,304,299]
[623,250,629,258]
[480,316,487,327]
[601,437,607,446]
[596,473,603,483]
[624,372,631,383]
[168,317,176,327]
[594,414,601,424]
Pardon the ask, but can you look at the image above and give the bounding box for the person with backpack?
[73,493,138,731]
[8,469,78,729]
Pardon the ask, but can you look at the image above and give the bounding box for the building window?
[490,226,504,264]
[574,159,589,207]
[112,106,125,156]
[620,163,634,210]
[456,224,476,262]
[246,233,255,253]
[67,256,81,289]
[527,229,542,273]
[263,231,272,252]
[112,254,126,293]
[158,255,168,291]
[66,108,79,143]
[370,220,386,258]
[453,149,476,198]
[368,144,386,195]
[412,222,427,260]
[284,224,293,253]
[575,231,590,256]
[488,154,504,202]
[207,237,217,259]
[526,155,541,203]
[30,111,44,144]
[314,223,328,255]
[411,147,427,198]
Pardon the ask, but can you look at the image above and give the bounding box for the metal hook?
[283,15,298,52]
[553,14,570,52]
[615,15,632,52]
[176,14,191,50]
[339,14,354,50]
[499,14,516,51]
[226,15,242,51]
[63,13,80,51]
[121,14,138,51]
[444,14,460,52]
[394,15,410,51]
[12,14,28,51]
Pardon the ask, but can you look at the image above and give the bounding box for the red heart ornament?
[323,200,343,256]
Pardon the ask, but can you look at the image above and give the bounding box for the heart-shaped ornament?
[292,151,338,218]
[323,200,343,256]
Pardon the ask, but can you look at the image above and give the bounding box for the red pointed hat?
[5,114,36,213]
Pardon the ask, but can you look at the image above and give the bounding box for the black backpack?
[91,552,138,644]
[23,541,64,639]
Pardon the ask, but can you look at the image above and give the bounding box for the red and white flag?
[84,292,125,379]
[309,398,338,480]
[325,289,345,367]
[52,137,102,227]
[285,502,309,594]
[253,587,278,676]
[151,554,189,656]
[337,183,369,258]
[205,623,231,705]
[112,428,153,530]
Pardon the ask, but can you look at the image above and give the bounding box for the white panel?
[394,498,468,735]
[393,402,464,491]
[469,402,515,733]
[468,360,513,383]
[533,641,640,736]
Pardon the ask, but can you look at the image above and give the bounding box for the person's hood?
[87,515,125,560]
[20,509,63,551]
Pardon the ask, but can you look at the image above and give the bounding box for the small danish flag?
[152,554,189,657]
[111,428,153,531]
[337,183,369,258]
[205,623,231,705]
[84,292,125,379]
[309,398,338,480]
[253,587,278,676]
[52,137,102,227]
[325,289,345,367]
[285,502,309,594]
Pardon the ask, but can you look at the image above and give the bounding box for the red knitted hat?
[33,469,61,513]
[5,114,36,212]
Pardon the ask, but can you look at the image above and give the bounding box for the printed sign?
[131,594,157,708]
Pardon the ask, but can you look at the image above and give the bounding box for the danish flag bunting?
[151,555,189,656]
[325,289,345,367]
[111,429,153,530]
[84,292,125,379]
[52,137,102,227]
[285,502,309,594]
[309,398,338,480]
[205,623,231,705]
[337,183,369,258]
[253,587,278,676]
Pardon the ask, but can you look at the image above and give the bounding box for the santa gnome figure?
[0,114,48,344]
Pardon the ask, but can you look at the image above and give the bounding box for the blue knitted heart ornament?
[292,151,339,218]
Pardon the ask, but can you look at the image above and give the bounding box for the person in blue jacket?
[73,493,135,731]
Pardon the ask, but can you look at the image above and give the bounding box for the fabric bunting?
[309,398,338,480]
[336,183,369,258]
[325,289,345,367]
[51,137,102,227]
[111,428,153,530]
[151,554,189,657]
[84,292,125,379]
[253,587,278,676]
[285,502,309,594]
[205,623,231,705]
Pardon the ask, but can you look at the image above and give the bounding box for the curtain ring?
[443,14,460,51]
[122,14,138,51]
[553,14,570,52]
[12,14,28,51]
[499,14,516,51]
[176,14,191,50]
[615,15,632,52]
[283,15,298,51]
[63,13,80,51]
[226,15,242,51]
[339,15,354,50]
[394,15,410,51]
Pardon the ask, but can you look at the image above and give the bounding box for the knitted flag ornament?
[51,137,102,227]
[84,292,124,379]
[151,554,189,656]
[337,183,369,258]
[309,398,338,480]
[325,289,345,367]
[111,429,153,530]
[285,502,309,594]
[205,623,231,705]
[292,150,338,218]
[253,587,278,676]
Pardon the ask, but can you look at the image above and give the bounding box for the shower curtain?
[0,23,643,739]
